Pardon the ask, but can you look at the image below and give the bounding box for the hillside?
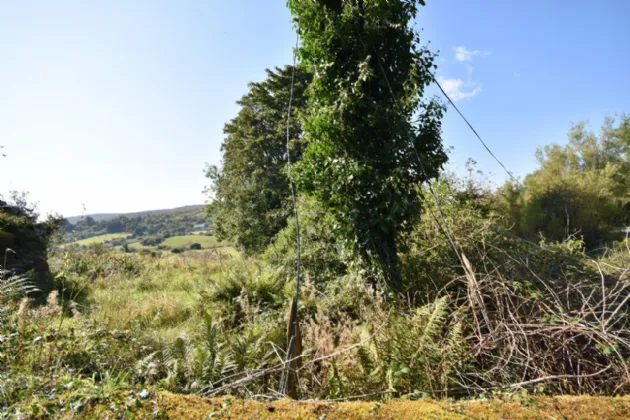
[65,205,205,224]
[63,205,216,251]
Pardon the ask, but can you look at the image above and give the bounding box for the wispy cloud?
[465,64,474,74]
[437,77,481,101]
[454,46,492,62]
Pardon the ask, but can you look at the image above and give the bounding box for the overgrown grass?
[83,250,239,340]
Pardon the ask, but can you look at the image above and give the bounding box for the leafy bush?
[264,197,348,286]
[143,236,164,247]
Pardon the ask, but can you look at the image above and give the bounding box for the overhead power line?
[429,74,519,184]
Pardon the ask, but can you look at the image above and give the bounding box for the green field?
[160,234,225,249]
[127,241,143,250]
[72,232,130,246]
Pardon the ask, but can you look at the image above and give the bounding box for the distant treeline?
[63,208,212,242]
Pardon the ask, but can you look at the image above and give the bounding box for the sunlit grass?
[87,251,241,340]
[160,235,226,249]
[71,233,130,246]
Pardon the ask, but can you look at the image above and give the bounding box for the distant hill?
[63,204,212,246]
[66,205,205,224]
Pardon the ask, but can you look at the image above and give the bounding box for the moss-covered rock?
[83,393,630,419]
[0,198,62,296]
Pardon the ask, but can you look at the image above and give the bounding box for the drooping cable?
[278,28,302,397]
[430,74,518,184]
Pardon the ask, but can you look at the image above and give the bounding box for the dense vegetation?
[2,0,630,417]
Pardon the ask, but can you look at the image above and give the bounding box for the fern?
[0,268,37,305]
[346,296,468,398]
[357,346,374,376]
[0,268,37,324]
[445,321,464,360]
[417,295,449,347]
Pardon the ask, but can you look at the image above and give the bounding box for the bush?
[190,243,202,250]
[264,197,348,286]
[142,236,163,247]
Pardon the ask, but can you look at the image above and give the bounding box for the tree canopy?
[205,66,312,254]
[498,115,630,246]
[288,0,447,289]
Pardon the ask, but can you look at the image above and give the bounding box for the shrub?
[264,197,347,286]
[190,243,202,250]
[142,236,163,247]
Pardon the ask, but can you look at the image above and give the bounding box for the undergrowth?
[1,195,630,416]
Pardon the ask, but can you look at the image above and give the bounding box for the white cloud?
[454,46,491,62]
[437,77,481,101]
[465,64,474,74]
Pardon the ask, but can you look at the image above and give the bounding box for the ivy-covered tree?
[205,66,312,254]
[288,0,447,289]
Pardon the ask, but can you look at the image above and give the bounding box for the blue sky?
[1,0,628,217]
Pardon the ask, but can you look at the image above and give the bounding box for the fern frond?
[445,321,464,359]
[417,295,449,346]
[357,346,374,375]
[0,269,38,305]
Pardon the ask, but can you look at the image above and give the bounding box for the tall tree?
[288,0,447,289]
[205,66,312,254]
